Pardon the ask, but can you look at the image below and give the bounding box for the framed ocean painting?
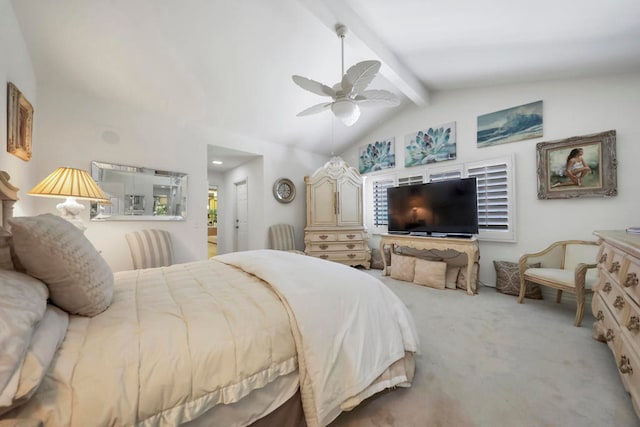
[358,138,395,174]
[404,122,456,167]
[477,100,543,147]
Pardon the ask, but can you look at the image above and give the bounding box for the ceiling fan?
[292,24,400,127]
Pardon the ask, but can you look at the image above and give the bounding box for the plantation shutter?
[429,170,462,182]
[398,175,423,186]
[467,162,509,231]
[372,178,394,226]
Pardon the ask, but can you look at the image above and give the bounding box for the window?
[466,155,516,242]
[364,155,516,242]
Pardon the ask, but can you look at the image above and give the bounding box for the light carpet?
[329,269,640,427]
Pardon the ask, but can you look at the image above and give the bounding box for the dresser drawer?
[600,242,626,280]
[622,294,640,346]
[337,232,366,241]
[307,233,338,242]
[598,270,627,325]
[622,256,640,307]
[593,293,622,353]
[308,241,365,252]
[309,251,368,262]
[619,332,640,398]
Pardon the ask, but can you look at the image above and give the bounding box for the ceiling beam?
[297,0,429,107]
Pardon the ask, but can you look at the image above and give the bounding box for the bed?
[0,171,419,427]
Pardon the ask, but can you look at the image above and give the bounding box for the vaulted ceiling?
[11,0,640,167]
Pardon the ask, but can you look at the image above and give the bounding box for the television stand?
[380,233,480,295]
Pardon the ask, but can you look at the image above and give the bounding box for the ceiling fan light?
[331,99,360,126]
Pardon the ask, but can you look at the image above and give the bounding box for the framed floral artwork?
[536,130,617,199]
[358,138,395,174]
[404,122,456,167]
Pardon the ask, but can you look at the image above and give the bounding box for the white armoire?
[304,157,370,269]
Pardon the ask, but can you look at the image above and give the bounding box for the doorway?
[207,186,218,258]
[234,179,248,252]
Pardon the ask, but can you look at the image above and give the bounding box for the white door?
[234,180,248,251]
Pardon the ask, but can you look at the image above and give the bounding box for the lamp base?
[56,197,87,232]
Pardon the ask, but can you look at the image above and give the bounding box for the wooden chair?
[518,240,599,326]
[125,229,174,270]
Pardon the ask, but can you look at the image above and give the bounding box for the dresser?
[304,157,370,269]
[592,230,640,418]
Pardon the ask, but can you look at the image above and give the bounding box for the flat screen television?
[386,178,479,237]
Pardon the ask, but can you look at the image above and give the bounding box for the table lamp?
[28,167,110,231]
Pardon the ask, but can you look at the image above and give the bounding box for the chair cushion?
[494,260,543,299]
[524,267,599,290]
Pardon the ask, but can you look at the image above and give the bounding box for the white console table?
[380,233,480,295]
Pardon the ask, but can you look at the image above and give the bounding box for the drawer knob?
[614,296,625,309]
[619,355,634,375]
[603,282,612,293]
[596,310,604,321]
[346,244,355,249]
[319,235,328,240]
[625,272,639,288]
[347,253,356,259]
[609,261,621,273]
[346,234,356,239]
[319,254,329,259]
[628,316,640,331]
[319,244,328,250]
[606,328,615,342]
[599,253,608,263]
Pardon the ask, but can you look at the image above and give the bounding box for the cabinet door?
[337,176,362,226]
[309,176,337,227]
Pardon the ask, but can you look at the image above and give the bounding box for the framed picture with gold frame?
[7,82,34,161]
[536,130,617,199]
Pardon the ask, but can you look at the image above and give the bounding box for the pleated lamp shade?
[28,167,109,202]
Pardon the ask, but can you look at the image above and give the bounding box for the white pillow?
[9,214,114,317]
[0,270,49,410]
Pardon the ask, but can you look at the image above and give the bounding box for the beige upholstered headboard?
[0,171,19,231]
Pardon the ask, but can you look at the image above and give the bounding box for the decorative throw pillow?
[456,265,479,293]
[445,265,460,289]
[390,252,416,282]
[413,259,447,289]
[9,214,114,316]
[493,260,543,299]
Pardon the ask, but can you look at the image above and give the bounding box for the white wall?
[340,73,640,286]
[0,0,38,215]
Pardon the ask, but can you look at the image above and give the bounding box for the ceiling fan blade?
[292,75,336,97]
[354,90,401,107]
[343,60,381,96]
[296,102,332,117]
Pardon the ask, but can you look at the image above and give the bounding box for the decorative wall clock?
[273,178,296,203]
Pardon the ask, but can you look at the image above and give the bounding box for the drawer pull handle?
[346,244,355,249]
[609,261,621,273]
[319,254,329,259]
[619,355,634,375]
[319,244,328,250]
[625,272,639,288]
[603,282,612,293]
[628,316,640,331]
[599,253,608,263]
[596,310,604,321]
[605,328,615,341]
[614,296,625,309]
[319,235,328,240]
[347,253,356,259]
[346,234,356,239]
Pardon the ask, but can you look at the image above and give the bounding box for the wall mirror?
[90,161,188,221]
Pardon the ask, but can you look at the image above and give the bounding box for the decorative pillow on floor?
[413,259,447,289]
[493,260,543,299]
[445,266,460,289]
[456,265,479,293]
[390,252,416,282]
[9,214,114,316]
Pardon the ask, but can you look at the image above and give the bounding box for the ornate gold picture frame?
[7,82,34,161]
[537,130,617,199]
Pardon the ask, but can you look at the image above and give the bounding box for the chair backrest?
[269,224,296,251]
[125,229,174,270]
[564,242,599,271]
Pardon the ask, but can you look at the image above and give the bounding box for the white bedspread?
[217,250,419,427]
